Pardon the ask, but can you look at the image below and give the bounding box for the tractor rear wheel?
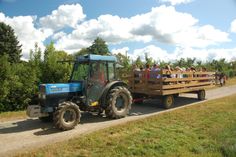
[53,102,81,131]
[162,95,174,109]
[197,90,206,100]
[105,86,132,119]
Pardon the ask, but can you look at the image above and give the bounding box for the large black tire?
[162,95,174,109]
[197,90,206,100]
[39,114,53,123]
[53,102,81,131]
[105,86,132,119]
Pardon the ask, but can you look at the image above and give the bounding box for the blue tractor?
[27,54,132,130]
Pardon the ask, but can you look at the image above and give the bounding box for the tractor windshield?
[70,62,89,81]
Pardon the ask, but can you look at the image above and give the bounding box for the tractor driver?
[91,63,105,84]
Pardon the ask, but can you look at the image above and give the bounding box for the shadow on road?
[130,95,199,115]
[0,119,55,134]
[0,95,200,135]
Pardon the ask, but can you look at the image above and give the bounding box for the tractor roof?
[77,54,117,62]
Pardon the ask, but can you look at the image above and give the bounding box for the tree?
[145,53,153,65]
[29,43,43,85]
[0,55,11,109]
[0,54,38,112]
[41,43,73,83]
[135,56,143,68]
[74,37,110,57]
[87,37,110,55]
[0,22,22,63]
[75,48,89,57]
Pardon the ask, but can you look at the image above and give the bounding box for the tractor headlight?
[42,94,46,99]
[39,85,46,99]
[38,93,46,99]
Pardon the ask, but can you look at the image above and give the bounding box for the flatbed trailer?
[125,70,215,108]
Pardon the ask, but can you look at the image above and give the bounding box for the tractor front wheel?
[53,102,81,131]
[105,86,132,119]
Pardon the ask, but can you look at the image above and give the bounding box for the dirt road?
[1,85,236,157]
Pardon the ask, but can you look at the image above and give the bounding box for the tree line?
[0,22,235,112]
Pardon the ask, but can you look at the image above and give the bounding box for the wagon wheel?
[197,90,206,100]
[162,95,174,109]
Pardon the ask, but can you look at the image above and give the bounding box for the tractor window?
[108,62,115,80]
[90,62,107,84]
[71,63,89,81]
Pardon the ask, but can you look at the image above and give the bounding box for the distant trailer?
[124,70,215,109]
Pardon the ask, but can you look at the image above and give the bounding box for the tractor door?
[87,62,108,106]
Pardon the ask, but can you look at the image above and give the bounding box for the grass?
[225,77,236,86]
[16,94,236,157]
[0,110,27,122]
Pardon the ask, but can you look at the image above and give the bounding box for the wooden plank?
[131,89,161,95]
[161,84,215,95]
[134,83,147,88]
[194,72,216,75]
[147,84,162,90]
[162,82,212,89]
[162,77,215,82]
[162,70,215,75]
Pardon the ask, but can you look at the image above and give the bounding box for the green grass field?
[16,93,236,157]
[225,77,236,86]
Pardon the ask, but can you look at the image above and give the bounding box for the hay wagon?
[126,70,215,108]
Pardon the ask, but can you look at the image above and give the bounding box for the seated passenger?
[162,65,172,78]
[144,64,151,80]
[151,64,161,79]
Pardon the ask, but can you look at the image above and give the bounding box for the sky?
[0,0,236,62]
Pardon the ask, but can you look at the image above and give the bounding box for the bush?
[0,55,38,112]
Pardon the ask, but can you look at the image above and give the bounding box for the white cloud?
[55,5,230,53]
[39,4,86,31]
[54,15,137,53]
[131,45,173,62]
[130,45,236,62]
[0,12,53,60]
[52,31,66,40]
[230,19,236,33]
[111,47,129,56]
[131,5,230,48]
[159,0,193,6]
[173,47,236,61]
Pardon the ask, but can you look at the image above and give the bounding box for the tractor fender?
[100,81,129,108]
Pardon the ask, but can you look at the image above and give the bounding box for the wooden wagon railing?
[122,70,215,96]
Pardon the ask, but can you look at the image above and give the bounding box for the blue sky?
[0,0,236,61]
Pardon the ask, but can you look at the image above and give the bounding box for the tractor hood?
[40,83,82,95]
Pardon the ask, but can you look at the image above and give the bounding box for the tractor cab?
[70,54,117,106]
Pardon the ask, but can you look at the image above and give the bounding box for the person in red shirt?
[144,64,151,80]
